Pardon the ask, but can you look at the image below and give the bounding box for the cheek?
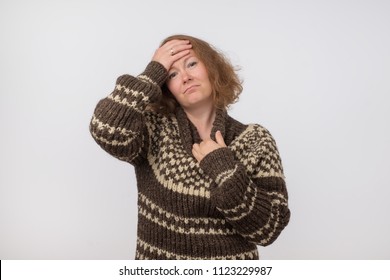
[166,81,180,98]
[202,75,212,91]
[199,67,212,88]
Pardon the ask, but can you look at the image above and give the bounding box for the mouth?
[184,85,199,94]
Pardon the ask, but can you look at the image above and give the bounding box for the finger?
[165,39,191,48]
[163,39,190,47]
[169,43,192,57]
[215,131,226,147]
[164,40,191,55]
[171,49,191,62]
[152,40,191,70]
[192,145,202,162]
[192,143,201,153]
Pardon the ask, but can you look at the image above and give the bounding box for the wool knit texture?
[90,61,290,260]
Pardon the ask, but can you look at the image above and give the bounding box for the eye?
[168,71,177,79]
[187,61,197,68]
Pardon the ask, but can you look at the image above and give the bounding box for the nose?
[182,70,192,84]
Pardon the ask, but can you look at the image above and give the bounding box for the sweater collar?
[175,106,228,154]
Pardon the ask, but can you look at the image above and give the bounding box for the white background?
[1,0,389,259]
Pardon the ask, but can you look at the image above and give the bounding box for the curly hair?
[151,34,243,114]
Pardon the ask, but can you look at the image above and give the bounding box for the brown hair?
[151,34,243,114]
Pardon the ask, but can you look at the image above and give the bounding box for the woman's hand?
[152,39,192,71]
[192,131,227,162]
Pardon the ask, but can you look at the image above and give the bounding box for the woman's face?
[166,50,213,111]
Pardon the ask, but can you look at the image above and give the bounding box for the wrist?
[139,61,168,87]
[200,147,236,183]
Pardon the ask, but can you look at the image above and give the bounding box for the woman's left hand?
[192,131,226,162]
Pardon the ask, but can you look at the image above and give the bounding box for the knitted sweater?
[90,61,290,260]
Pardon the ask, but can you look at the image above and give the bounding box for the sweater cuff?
[200,147,237,184]
[138,61,168,87]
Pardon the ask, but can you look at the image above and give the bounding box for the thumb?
[215,131,226,147]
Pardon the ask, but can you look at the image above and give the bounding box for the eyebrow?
[184,55,195,64]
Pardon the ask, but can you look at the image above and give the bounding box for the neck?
[183,104,216,140]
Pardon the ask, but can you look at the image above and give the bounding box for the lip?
[184,85,199,94]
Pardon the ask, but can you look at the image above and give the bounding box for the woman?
[90,34,290,260]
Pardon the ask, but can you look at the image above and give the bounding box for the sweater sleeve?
[89,61,168,165]
[199,126,290,246]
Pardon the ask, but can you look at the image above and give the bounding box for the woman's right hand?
[152,39,192,71]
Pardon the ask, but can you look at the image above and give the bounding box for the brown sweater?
[90,61,290,259]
